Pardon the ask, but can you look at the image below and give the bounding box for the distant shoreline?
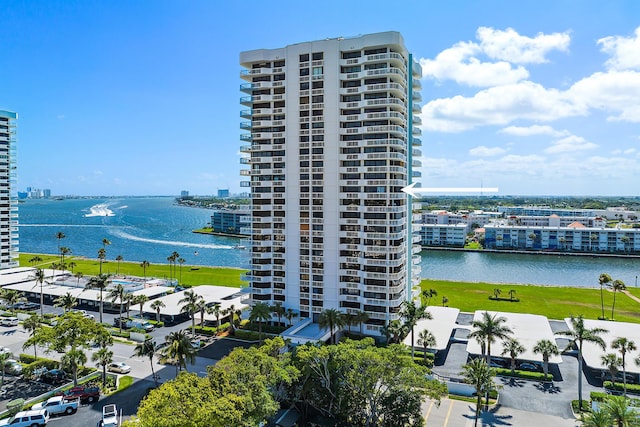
[423,246,640,259]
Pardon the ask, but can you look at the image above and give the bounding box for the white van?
[0,317,19,327]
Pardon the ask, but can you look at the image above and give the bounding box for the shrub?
[494,368,551,381]
[234,330,261,341]
[242,322,287,334]
[603,381,640,394]
[590,391,608,402]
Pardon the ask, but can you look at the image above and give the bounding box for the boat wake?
[85,203,115,217]
[110,229,234,250]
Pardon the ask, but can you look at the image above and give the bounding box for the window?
[312,81,324,89]
[312,95,324,103]
[312,67,323,76]
[300,82,309,90]
[299,53,309,62]
[312,52,324,60]
[300,68,309,76]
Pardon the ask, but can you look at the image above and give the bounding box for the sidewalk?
[422,399,579,426]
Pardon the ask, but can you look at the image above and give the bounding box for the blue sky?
[1,0,639,196]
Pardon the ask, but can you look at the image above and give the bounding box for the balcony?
[364,52,406,67]
[365,67,406,81]
[365,98,405,110]
[240,109,252,117]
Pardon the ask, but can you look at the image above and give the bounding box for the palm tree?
[150,300,166,323]
[29,255,43,266]
[59,246,72,268]
[581,408,612,427]
[108,284,126,333]
[355,310,370,336]
[533,339,560,380]
[385,319,407,344]
[612,337,637,397]
[598,273,612,320]
[284,308,298,328]
[2,289,25,308]
[123,293,135,319]
[462,358,495,427]
[74,272,83,287]
[417,329,436,364]
[54,292,78,313]
[196,300,213,330]
[611,279,626,320]
[211,303,222,333]
[603,395,639,427]
[178,258,186,284]
[249,302,272,342]
[102,238,111,249]
[92,347,113,388]
[86,273,111,323]
[469,311,513,364]
[140,260,150,279]
[271,302,285,327]
[62,348,87,386]
[399,300,432,358]
[31,268,46,317]
[68,261,76,273]
[55,231,66,263]
[421,288,437,306]
[22,314,41,359]
[601,353,622,389]
[179,289,204,337]
[557,315,607,412]
[115,255,123,275]
[134,294,149,319]
[160,330,196,376]
[319,308,346,345]
[134,339,159,387]
[501,337,525,375]
[97,248,107,274]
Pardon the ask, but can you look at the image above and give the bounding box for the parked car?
[113,316,129,328]
[58,385,101,403]
[126,319,154,332]
[11,302,40,311]
[73,309,95,320]
[32,395,79,416]
[40,369,68,385]
[0,409,49,427]
[0,316,19,326]
[489,357,507,368]
[0,346,12,357]
[4,359,23,376]
[518,362,542,372]
[107,362,131,374]
[602,371,636,384]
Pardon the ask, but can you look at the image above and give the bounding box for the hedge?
[233,330,261,341]
[194,323,231,336]
[603,381,640,395]
[494,368,552,381]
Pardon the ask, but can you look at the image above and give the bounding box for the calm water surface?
[18,197,640,287]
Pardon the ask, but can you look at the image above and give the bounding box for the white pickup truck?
[32,395,79,416]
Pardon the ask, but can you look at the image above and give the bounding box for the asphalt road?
[47,378,153,427]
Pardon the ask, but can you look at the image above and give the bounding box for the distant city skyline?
[1,1,639,196]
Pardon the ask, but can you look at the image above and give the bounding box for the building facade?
[239,32,422,335]
[210,208,249,235]
[484,224,640,253]
[0,110,19,269]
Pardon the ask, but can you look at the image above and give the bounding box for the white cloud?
[422,81,584,132]
[476,27,570,64]
[469,146,507,157]
[598,26,640,71]
[544,135,598,154]
[499,125,568,137]
[420,42,529,87]
[56,115,65,120]
[568,70,640,122]
[420,27,570,87]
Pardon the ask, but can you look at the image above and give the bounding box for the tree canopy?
[128,337,447,427]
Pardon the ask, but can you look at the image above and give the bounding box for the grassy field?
[422,279,640,323]
[20,253,640,323]
[20,253,246,288]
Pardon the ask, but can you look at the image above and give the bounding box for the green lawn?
[20,253,247,288]
[422,279,640,323]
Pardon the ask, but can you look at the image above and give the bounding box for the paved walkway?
[422,399,579,426]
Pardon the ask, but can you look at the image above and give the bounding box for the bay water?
[18,197,640,288]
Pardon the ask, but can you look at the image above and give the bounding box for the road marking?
[425,401,434,422]
[443,399,454,426]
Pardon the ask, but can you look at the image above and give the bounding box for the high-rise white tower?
[0,110,19,269]
[239,32,422,336]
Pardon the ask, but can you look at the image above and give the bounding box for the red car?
[58,385,101,404]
